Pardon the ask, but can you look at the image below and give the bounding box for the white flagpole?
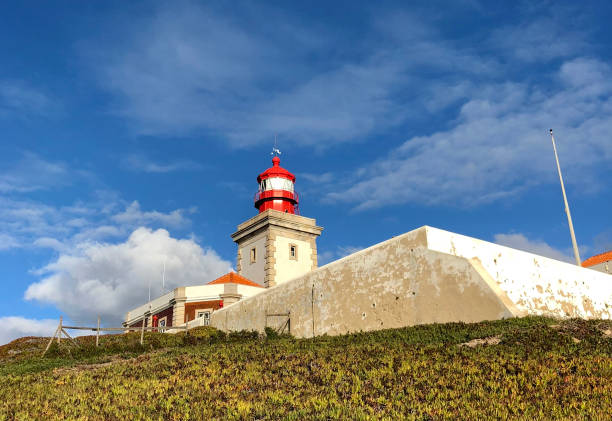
[549,129,581,266]
[162,257,166,291]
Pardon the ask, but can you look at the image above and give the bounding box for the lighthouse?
[231,153,323,288]
[255,156,298,214]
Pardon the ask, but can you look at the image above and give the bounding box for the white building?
[124,272,264,329]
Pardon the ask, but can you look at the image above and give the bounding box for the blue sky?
[1,0,611,343]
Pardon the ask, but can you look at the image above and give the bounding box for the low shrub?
[0,317,610,419]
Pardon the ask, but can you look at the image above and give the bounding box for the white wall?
[125,290,174,323]
[212,225,611,338]
[274,235,313,284]
[236,284,265,298]
[425,226,612,319]
[238,233,267,286]
[212,227,516,337]
[184,284,225,301]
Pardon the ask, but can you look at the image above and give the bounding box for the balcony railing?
[254,190,300,215]
[254,189,299,203]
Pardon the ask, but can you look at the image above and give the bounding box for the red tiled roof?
[207,272,263,288]
[582,250,612,268]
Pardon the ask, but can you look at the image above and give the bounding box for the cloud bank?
[0,317,59,346]
[25,227,232,326]
[87,5,498,147]
[86,4,612,210]
[326,58,612,209]
[494,233,571,263]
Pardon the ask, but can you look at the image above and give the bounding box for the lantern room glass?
[260,177,294,192]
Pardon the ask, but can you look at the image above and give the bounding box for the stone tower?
[231,155,323,287]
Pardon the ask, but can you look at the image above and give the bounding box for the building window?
[196,310,211,326]
[158,317,167,332]
[250,247,257,263]
[289,244,298,260]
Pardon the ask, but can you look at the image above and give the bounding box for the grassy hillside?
[0,317,610,420]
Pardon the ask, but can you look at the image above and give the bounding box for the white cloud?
[494,233,571,262]
[0,80,54,117]
[489,18,586,63]
[88,3,278,142]
[0,317,59,346]
[337,246,364,257]
[593,230,612,255]
[86,4,501,147]
[0,195,194,252]
[0,197,71,247]
[317,251,335,266]
[84,6,612,210]
[0,233,20,251]
[299,172,335,184]
[0,152,69,194]
[318,245,364,266]
[25,227,232,326]
[326,58,612,209]
[33,237,67,252]
[112,201,191,228]
[122,154,204,173]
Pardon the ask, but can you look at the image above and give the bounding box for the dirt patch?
[459,336,501,348]
[552,319,612,340]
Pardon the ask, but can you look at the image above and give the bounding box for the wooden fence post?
[58,316,62,345]
[96,316,100,347]
[60,327,80,348]
[140,317,145,345]
[42,321,61,356]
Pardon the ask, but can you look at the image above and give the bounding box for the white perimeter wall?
[212,226,612,337]
[426,226,612,319]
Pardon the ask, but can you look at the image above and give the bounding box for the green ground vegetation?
[0,316,610,420]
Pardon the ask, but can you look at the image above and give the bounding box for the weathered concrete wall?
[425,227,612,319]
[212,226,612,337]
[213,228,512,336]
[588,261,610,274]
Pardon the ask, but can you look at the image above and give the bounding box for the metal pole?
[96,316,100,347]
[550,129,581,266]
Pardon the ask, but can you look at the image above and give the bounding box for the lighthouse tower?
[231,154,323,288]
[254,156,298,214]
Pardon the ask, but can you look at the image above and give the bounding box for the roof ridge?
[208,272,263,287]
[582,250,612,267]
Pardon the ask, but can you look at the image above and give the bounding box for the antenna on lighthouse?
[271,134,282,157]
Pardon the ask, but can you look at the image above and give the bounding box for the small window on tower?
[289,244,298,260]
[250,247,257,263]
